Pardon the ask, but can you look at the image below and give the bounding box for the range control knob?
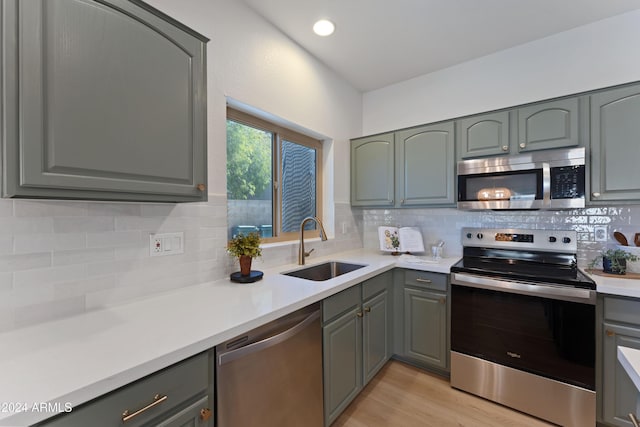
[548,236,557,243]
[562,237,572,244]
[477,233,484,240]
[466,233,472,239]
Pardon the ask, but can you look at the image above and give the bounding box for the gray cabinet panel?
[602,322,640,427]
[323,307,362,426]
[2,0,208,202]
[154,396,210,427]
[36,352,210,427]
[403,287,447,370]
[363,290,389,384]
[518,98,580,152]
[458,112,510,158]
[350,134,395,206]
[395,122,455,206]
[591,83,640,203]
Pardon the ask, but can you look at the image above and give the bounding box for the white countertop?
[588,271,640,299]
[619,346,640,393]
[0,249,457,427]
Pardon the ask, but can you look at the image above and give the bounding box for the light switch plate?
[150,232,184,256]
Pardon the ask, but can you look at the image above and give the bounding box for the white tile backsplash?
[0,197,230,332]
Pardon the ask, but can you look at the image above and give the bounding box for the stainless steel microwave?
[457,147,586,210]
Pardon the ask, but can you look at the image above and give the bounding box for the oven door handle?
[451,272,596,305]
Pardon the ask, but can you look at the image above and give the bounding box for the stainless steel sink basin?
[282,261,367,281]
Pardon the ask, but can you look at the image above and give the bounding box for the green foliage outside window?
[226,120,271,200]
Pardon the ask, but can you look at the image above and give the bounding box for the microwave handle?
[542,162,551,207]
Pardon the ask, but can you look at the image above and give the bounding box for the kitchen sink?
[282,261,367,281]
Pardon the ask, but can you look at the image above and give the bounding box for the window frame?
[226,107,323,243]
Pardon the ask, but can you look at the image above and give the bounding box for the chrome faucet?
[298,216,328,265]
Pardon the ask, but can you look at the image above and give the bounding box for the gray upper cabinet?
[350,133,395,206]
[590,83,640,203]
[458,111,510,159]
[1,0,208,202]
[395,122,455,206]
[517,98,580,152]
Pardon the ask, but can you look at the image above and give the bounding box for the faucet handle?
[304,248,315,258]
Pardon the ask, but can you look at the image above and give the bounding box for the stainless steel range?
[450,227,596,427]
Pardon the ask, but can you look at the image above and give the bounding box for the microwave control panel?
[550,165,585,199]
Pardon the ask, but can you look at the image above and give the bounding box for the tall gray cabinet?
[590,83,640,203]
[1,0,208,202]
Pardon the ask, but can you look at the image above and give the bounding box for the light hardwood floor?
[332,360,555,427]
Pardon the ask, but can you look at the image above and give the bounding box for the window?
[226,108,323,242]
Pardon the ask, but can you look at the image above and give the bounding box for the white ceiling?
[242,0,640,92]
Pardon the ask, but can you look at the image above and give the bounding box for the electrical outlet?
[594,226,607,242]
[150,232,184,257]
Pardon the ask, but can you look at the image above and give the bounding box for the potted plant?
[590,248,639,275]
[227,232,262,276]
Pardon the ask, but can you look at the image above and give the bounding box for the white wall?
[362,10,640,135]
[146,0,362,203]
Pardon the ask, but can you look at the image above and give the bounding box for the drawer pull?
[630,413,640,427]
[364,306,371,313]
[606,330,615,337]
[415,278,432,284]
[122,394,168,422]
[200,408,212,421]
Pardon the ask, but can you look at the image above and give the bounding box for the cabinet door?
[591,84,640,203]
[403,287,447,370]
[395,122,455,206]
[2,0,207,202]
[602,323,640,427]
[350,133,395,206]
[155,396,211,427]
[323,307,362,426]
[517,98,580,152]
[458,111,510,158]
[362,290,390,385]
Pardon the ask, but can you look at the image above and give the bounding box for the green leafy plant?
[227,232,262,258]
[589,248,639,274]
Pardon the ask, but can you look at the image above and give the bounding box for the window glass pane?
[226,120,273,239]
[282,140,316,233]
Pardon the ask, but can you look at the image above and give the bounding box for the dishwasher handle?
[217,310,320,366]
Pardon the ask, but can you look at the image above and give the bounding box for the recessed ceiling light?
[313,19,335,36]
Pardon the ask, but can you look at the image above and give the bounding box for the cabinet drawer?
[403,270,447,291]
[604,296,640,324]
[323,285,361,323]
[362,271,391,300]
[38,352,209,427]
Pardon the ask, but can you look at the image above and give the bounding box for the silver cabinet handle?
[501,145,508,151]
[364,306,371,313]
[122,394,168,422]
[519,142,526,149]
[416,278,432,284]
[592,192,601,198]
[356,311,363,318]
[629,413,640,427]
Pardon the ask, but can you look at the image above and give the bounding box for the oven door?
[451,273,595,390]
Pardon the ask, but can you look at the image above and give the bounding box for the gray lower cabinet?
[350,133,395,207]
[602,296,640,427]
[322,272,392,426]
[1,0,208,202]
[458,111,511,159]
[395,122,455,206]
[590,83,640,203]
[395,269,449,372]
[36,352,213,427]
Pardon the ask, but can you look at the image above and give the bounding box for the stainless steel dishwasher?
[216,303,323,427]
